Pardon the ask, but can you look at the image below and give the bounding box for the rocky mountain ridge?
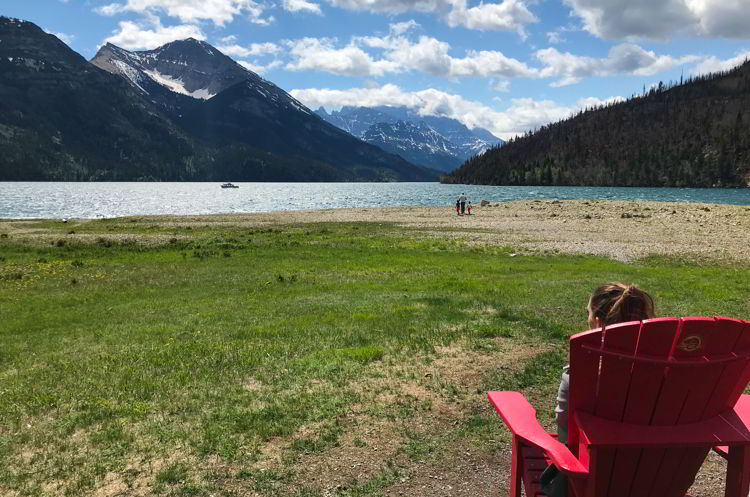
[362,121,464,172]
[0,17,437,182]
[316,106,504,172]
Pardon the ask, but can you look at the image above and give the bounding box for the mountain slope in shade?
[316,106,504,172]
[91,38,437,181]
[0,16,208,180]
[181,81,439,181]
[444,62,750,187]
[0,17,436,182]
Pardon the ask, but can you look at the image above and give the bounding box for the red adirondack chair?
[489,316,750,497]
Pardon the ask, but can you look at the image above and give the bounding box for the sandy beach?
[6,199,748,263]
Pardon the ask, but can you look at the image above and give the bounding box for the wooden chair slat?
[722,321,750,415]
[647,318,745,496]
[605,448,642,497]
[649,321,694,426]
[622,318,677,423]
[632,320,712,495]
[612,319,677,496]
[569,328,604,453]
[663,447,711,497]
[591,322,639,495]
[595,322,640,420]
[520,444,548,496]
[702,317,744,356]
[627,448,666,497]
[676,318,728,424]
[592,449,616,496]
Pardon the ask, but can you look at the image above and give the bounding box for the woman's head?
[587,282,654,328]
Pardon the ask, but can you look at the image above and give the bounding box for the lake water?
[1,182,749,219]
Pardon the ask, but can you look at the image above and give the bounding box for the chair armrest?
[488,391,588,476]
[575,395,750,449]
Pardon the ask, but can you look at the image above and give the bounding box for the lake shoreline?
[4,199,750,262]
[3,182,750,219]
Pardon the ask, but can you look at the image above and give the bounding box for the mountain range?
[0,17,438,182]
[444,62,750,187]
[315,106,504,172]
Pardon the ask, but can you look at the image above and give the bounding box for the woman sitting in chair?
[556,282,655,443]
[545,283,655,496]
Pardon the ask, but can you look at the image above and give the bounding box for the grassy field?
[1,215,748,496]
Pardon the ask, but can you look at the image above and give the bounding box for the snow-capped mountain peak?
[91,39,257,101]
[316,106,504,172]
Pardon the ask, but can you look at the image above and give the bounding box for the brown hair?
[589,282,655,326]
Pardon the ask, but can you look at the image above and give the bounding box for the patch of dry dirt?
[689,451,728,497]
[252,338,552,497]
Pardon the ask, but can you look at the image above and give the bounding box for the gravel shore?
[4,199,749,262]
[144,199,750,262]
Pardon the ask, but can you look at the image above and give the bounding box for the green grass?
[0,218,749,496]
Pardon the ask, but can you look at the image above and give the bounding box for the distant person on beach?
[455,197,461,215]
[543,282,655,496]
[467,201,472,215]
[459,193,467,215]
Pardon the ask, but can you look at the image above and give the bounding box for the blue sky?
[3,0,750,139]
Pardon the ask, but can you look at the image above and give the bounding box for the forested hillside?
[444,62,750,187]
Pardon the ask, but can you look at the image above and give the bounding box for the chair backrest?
[568,316,750,497]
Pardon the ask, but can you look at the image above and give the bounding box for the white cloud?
[546,31,565,44]
[326,0,449,15]
[94,0,271,26]
[237,59,283,73]
[218,41,281,57]
[287,30,538,78]
[390,20,419,36]
[218,40,282,75]
[285,37,401,76]
[565,0,750,40]
[45,29,75,45]
[282,30,704,85]
[283,0,322,13]
[445,0,537,37]
[290,84,621,139]
[220,35,237,43]
[576,95,625,109]
[96,3,127,16]
[536,43,701,86]
[326,0,537,34]
[104,17,205,50]
[693,50,750,75]
[448,48,539,78]
[490,79,511,92]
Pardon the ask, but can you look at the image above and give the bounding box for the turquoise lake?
[1,182,749,219]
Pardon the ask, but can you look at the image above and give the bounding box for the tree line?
[444,61,750,187]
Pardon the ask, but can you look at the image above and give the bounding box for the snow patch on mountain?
[112,59,147,93]
[143,69,214,99]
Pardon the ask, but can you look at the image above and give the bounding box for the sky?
[3,0,750,140]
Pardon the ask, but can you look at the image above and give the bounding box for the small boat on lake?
[221,183,239,188]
